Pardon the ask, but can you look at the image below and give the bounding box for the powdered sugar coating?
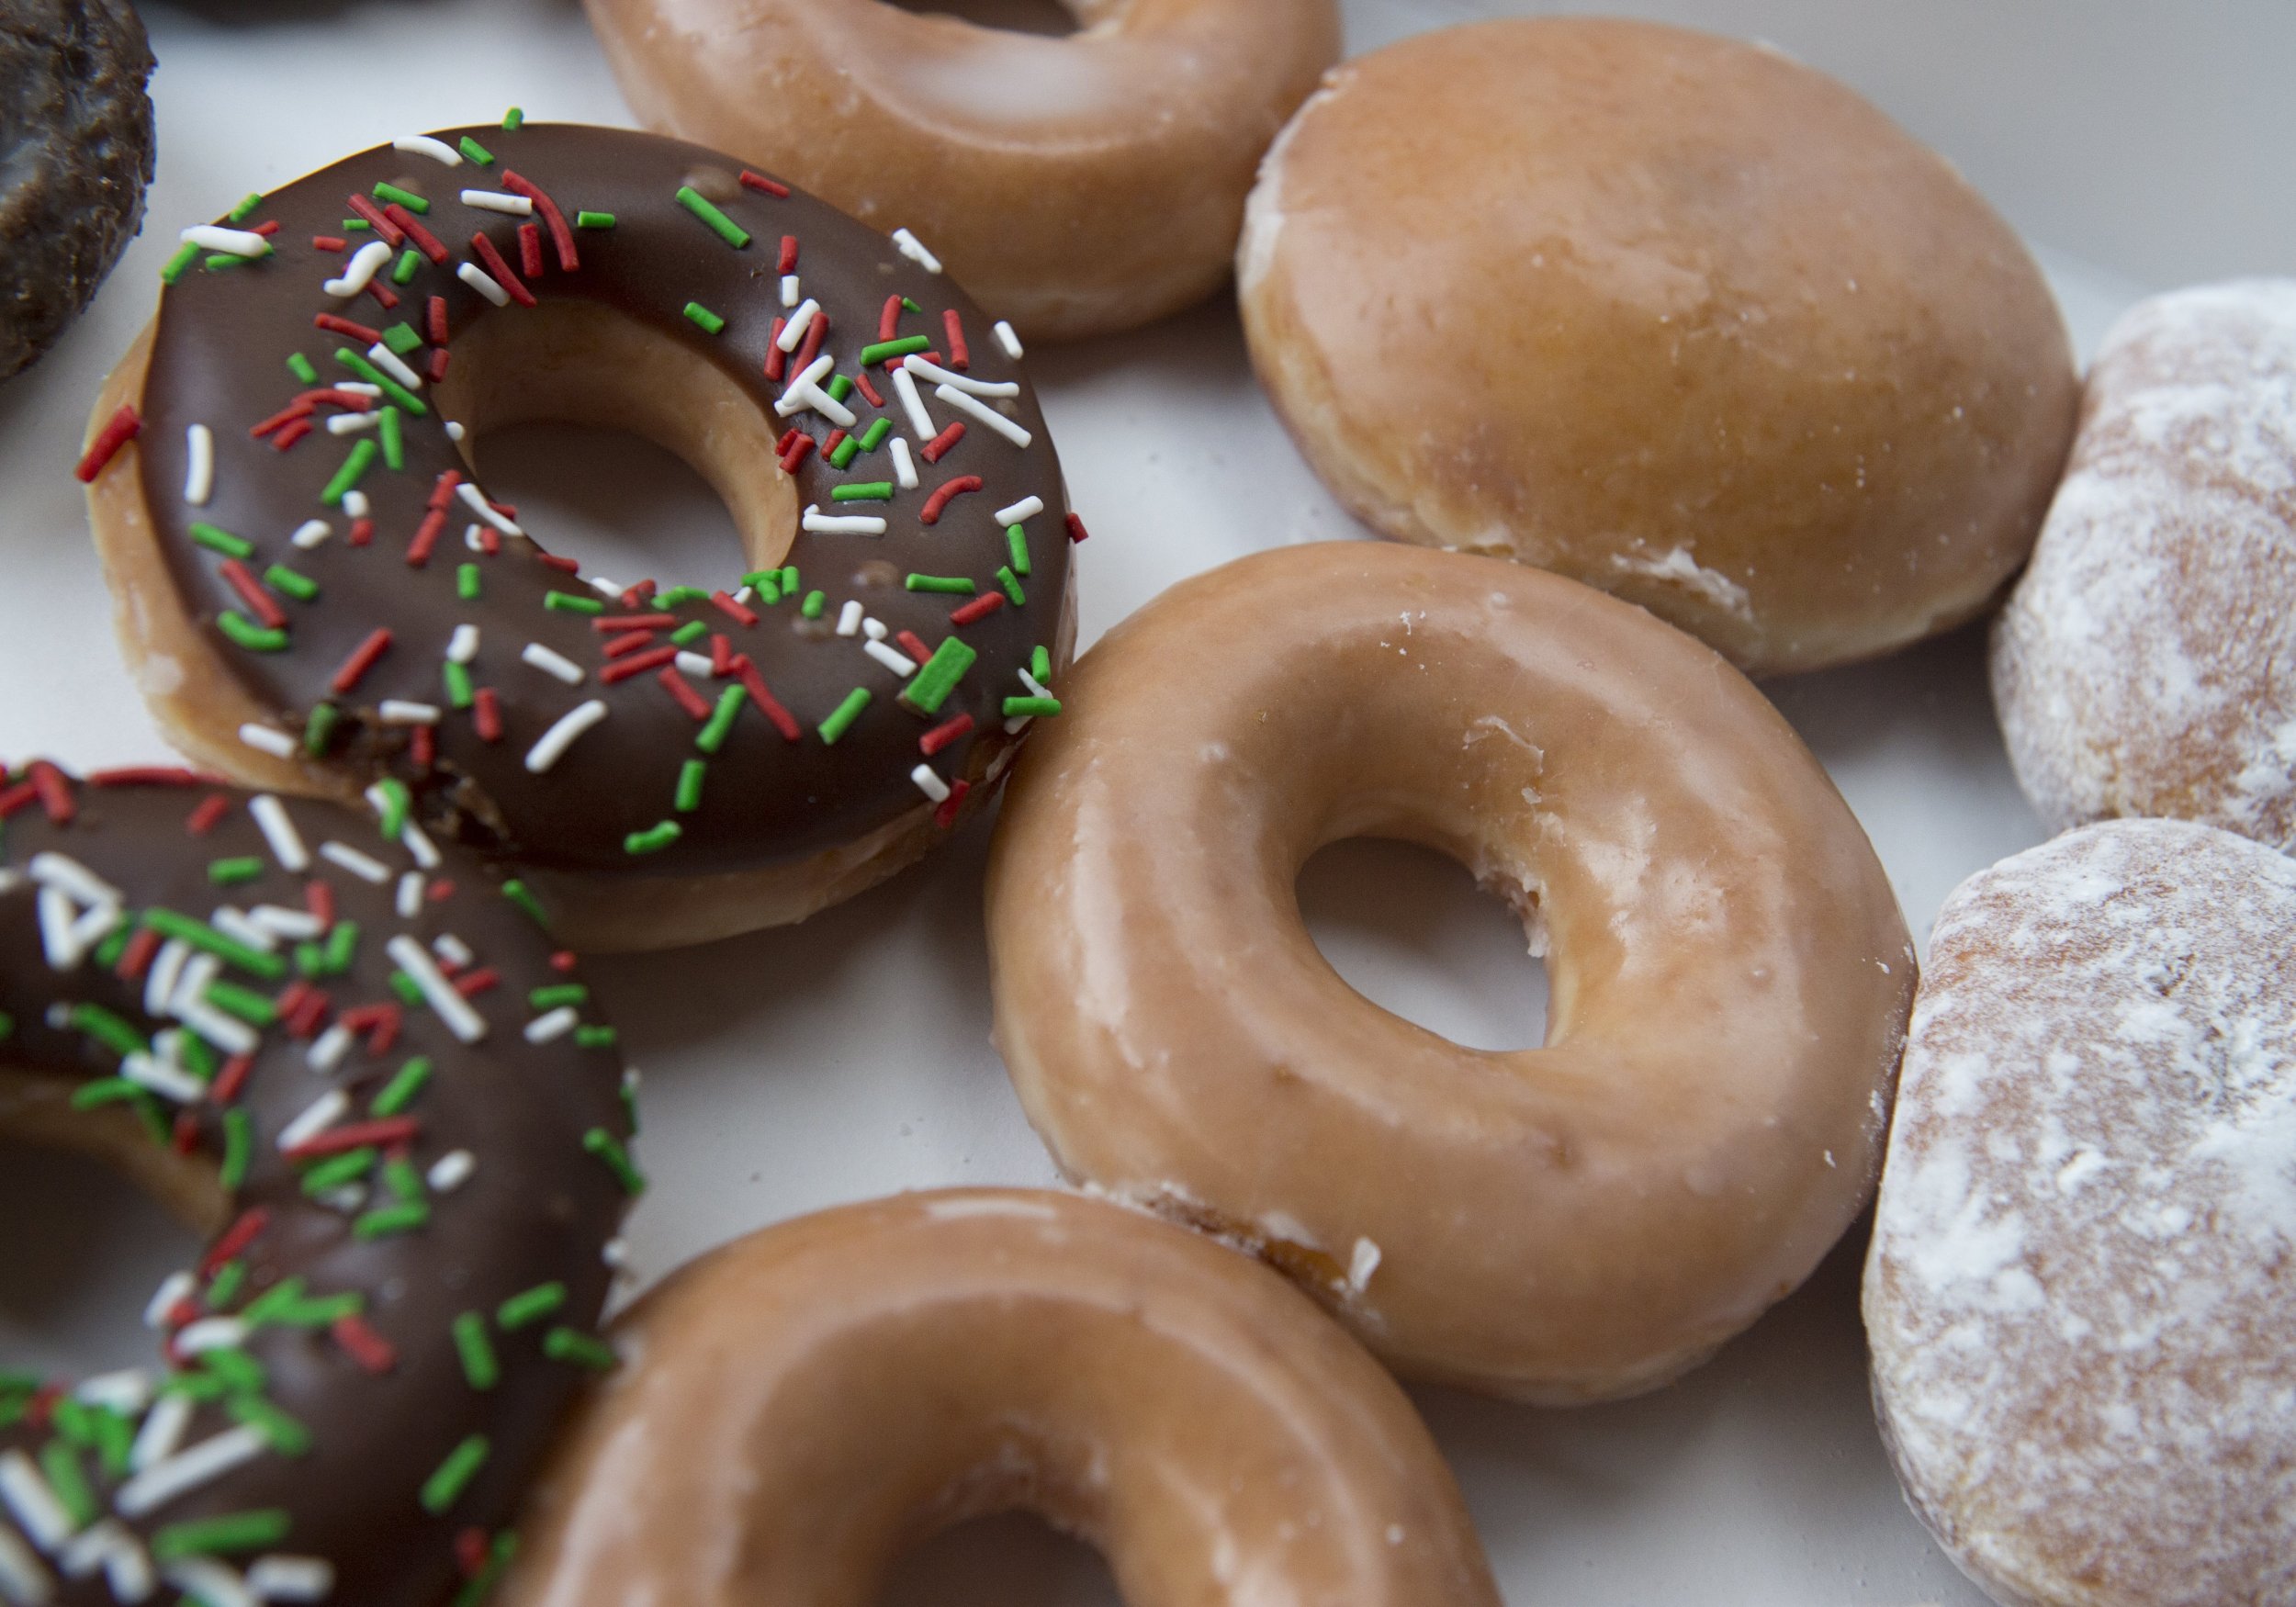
[1992,279,2296,849]
[1864,819,2296,1607]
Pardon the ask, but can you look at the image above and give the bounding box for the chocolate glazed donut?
[0,764,636,1607]
[82,123,1077,951]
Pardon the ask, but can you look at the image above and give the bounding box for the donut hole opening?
[879,1511,1120,1605]
[433,300,795,590]
[875,0,1084,38]
[1296,838,1549,1052]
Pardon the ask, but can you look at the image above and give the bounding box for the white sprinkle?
[388,934,489,1043]
[446,623,480,664]
[803,506,887,535]
[460,188,533,215]
[318,841,391,884]
[162,1558,253,1607]
[276,1089,349,1152]
[780,275,800,309]
[675,650,715,680]
[74,1372,151,1415]
[142,1271,195,1330]
[587,574,624,598]
[365,343,425,393]
[333,383,381,399]
[118,1426,270,1518]
[246,905,321,939]
[325,410,378,435]
[910,764,950,803]
[141,940,189,1025]
[1348,1236,1384,1293]
[0,1452,77,1550]
[524,1006,579,1044]
[1018,667,1054,701]
[836,600,864,637]
[248,795,310,871]
[180,225,270,259]
[393,134,463,166]
[433,933,474,969]
[427,1150,476,1193]
[322,240,393,300]
[397,871,425,920]
[28,852,122,908]
[891,227,941,273]
[525,699,608,773]
[456,261,510,307]
[313,1185,366,1216]
[377,700,440,725]
[401,820,441,871]
[306,1022,354,1074]
[521,643,584,685]
[445,420,467,444]
[129,1392,193,1474]
[37,886,116,971]
[994,495,1044,525]
[890,437,918,489]
[904,354,1018,399]
[463,523,486,553]
[602,1238,630,1268]
[341,488,370,518]
[933,384,1031,447]
[176,997,257,1057]
[775,298,820,353]
[288,519,332,550]
[862,616,889,641]
[890,365,935,439]
[58,1522,148,1601]
[994,320,1023,360]
[237,724,297,760]
[122,1051,205,1106]
[863,640,917,678]
[456,479,523,536]
[0,1522,53,1604]
[774,354,855,428]
[246,1556,334,1602]
[183,424,214,506]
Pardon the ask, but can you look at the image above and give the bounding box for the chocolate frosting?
[130,122,1074,882]
[0,765,634,1606]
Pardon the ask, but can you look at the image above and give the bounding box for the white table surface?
[0,0,2274,1601]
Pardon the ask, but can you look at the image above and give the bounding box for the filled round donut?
[983,543,1915,1402]
[1237,17,2079,677]
[500,1188,1500,1607]
[1,0,155,380]
[80,120,1078,953]
[1865,819,2296,1607]
[582,0,1342,342]
[0,762,637,1607]
[1994,278,2296,850]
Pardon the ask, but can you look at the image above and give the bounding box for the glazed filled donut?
[582,0,1342,342]
[1,0,155,379]
[1865,820,2296,1607]
[501,1188,1499,1607]
[1993,279,2296,850]
[1238,17,2079,677]
[984,543,1915,1402]
[81,121,1078,953]
[0,763,636,1607]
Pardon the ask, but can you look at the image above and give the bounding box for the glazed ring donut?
[1,0,155,379]
[81,121,1078,954]
[985,543,1916,1402]
[581,0,1342,341]
[1865,820,2296,1606]
[501,1189,1500,1607]
[1993,279,2296,850]
[0,763,636,1607]
[1238,17,2079,676]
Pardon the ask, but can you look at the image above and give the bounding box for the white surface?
[0,0,2273,1601]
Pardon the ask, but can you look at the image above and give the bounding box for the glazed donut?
[1865,820,2296,1607]
[1238,17,2079,677]
[1,0,155,379]
[0,762,636,1607]
[581,0,1342,342]
[1994,279,2296,850]
[984,543,1915,1402]
[81,121,1078,953]
[500,1188,1500,1607]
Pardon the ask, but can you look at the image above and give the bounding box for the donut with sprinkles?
[80,118,1080,953]
[0,763,636,1607]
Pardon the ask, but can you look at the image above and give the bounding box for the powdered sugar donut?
[1864,819,2296,1606]
[1992,280,2296,849]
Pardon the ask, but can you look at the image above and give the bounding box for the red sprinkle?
[943,309,970,370]
[919,475,984,525]
[455,1530,490,1579]
[473,688,503,743]
[314,312,382,345]
[550,950,580,973]
[774,428,799,455]
[517,220,545,280]
[778,433,815,474]
[185,793,231,836]
[920,422,966,464]
[366,280,400,312]
[312,235,348,253]
[895,630,933,666]
[304,878,336,929]
[249,401,315,439]
[271,418,314,453]
[739,170,791,198]
[287,1118,422,1161]
[470,231,536,307]
[453,967,501,999]
[710,590,759,628]
[387,205,449,265]
[822,428,848,460]
[250,220,280,238]
[114,927,162,983]
[219,560,287,629]
[852,368,885,410]
[427,468,466,510]
[603,630,665,660]
[934,778,972,830]
[537,553,581,574]
[332,1314,398,1375]
[172,1112,200,1158]
[210,1053,255,1107]
[949,590,1006,627]
[348,517,375,548]
[202,1208,271,1276]
[1065,511,1091,544]
[73,404,142,482]
[919,713,975,757]
[427,296,450,345]
[709,634,735,676]
[0,781,37,821]
[410,725,435,771]
[657,667,712,721]
[331,628,393,693]
[778,234,799,275]
[592,613,680,634]
[600,645,680,684]
[426,348,450,384]
[89,766,207,787]
[344,194,405,246]
[795,309,828,374]
[407,509,447,569]
[878,295,904,343]
[28,762,73,824]
[732,656,802,742]
[503,173,579,272]
[764,318,788,382]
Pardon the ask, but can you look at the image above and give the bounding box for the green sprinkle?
[69,1078,139,1110]
[201,1347,266,1395]
[344,219,372,232]
[204,253,250,272]
[502,880,548,926]
[454,1312,501,1391]
[379,404,405,471]
[95,928,132,970]
[220,1109,253,1191]
[40,1443,96,1528]
[161,242,200,283]
[422,1434,491,1514]
[355,1202,431,1240]
[451,1533,520,1607]
[575,209,614,230]
[321,438,379,507]
[544,1328,619,1371]
[575,1025,618,1050]
[299,1149,376,1197]
[544,590,604,614]
[670,619,709,646]
[219,612,289,653]
[458,134,495,164]
[826,375,853,404]
[389,970,425,1009]
[817,687,872,746]
[827,436,860,470]
[70,1002,147,1060]
[858,418,893,452]
[385,1158,424,1202]
[287,352,319,385]
[372,181,429,214]
[324,920,360,972]
[582,1128,646,1196]
[528,984,589,1011]
[228,1397,312,1456]
[801,590,826,619]
[900,637,978,716]
[204,982,278,1028]
[653,585,708,608]
[624,820,681,856]
[501,107,525,129]
[780,566,798,593]
[208,856,264,886]
[444,659,475,711]
[904,574,975,595]
[228,192,264,223]
[997,566,1026,606]
[237,1276,308,1326]
[332,347,427,415]
[859,336,931,367]
[152,1511,291,1561]
[1007,525,1030,577]
[0,1011,12,1043]
[189,522,254,558]
[178,1033,219,1084]
[902,297,923,314]
[391,248,423,287]
[1004,696,1063,719]
[303,702,341,758]
[264,564,319,602]
[374,775,412,839]
[673,185,751,249]
[674,759,707,814]
[695,686,747,754]
[380,324,423,360]
[207,1261,246,1309]
[372,1057,434,1118]
[751,572,782,604]
[85,1408,134,1480]
[681,301,726,335]
[1031,646,1052,683]
[457,563,482,601]
[496,1283,568,1331]
[830,481,893,502]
